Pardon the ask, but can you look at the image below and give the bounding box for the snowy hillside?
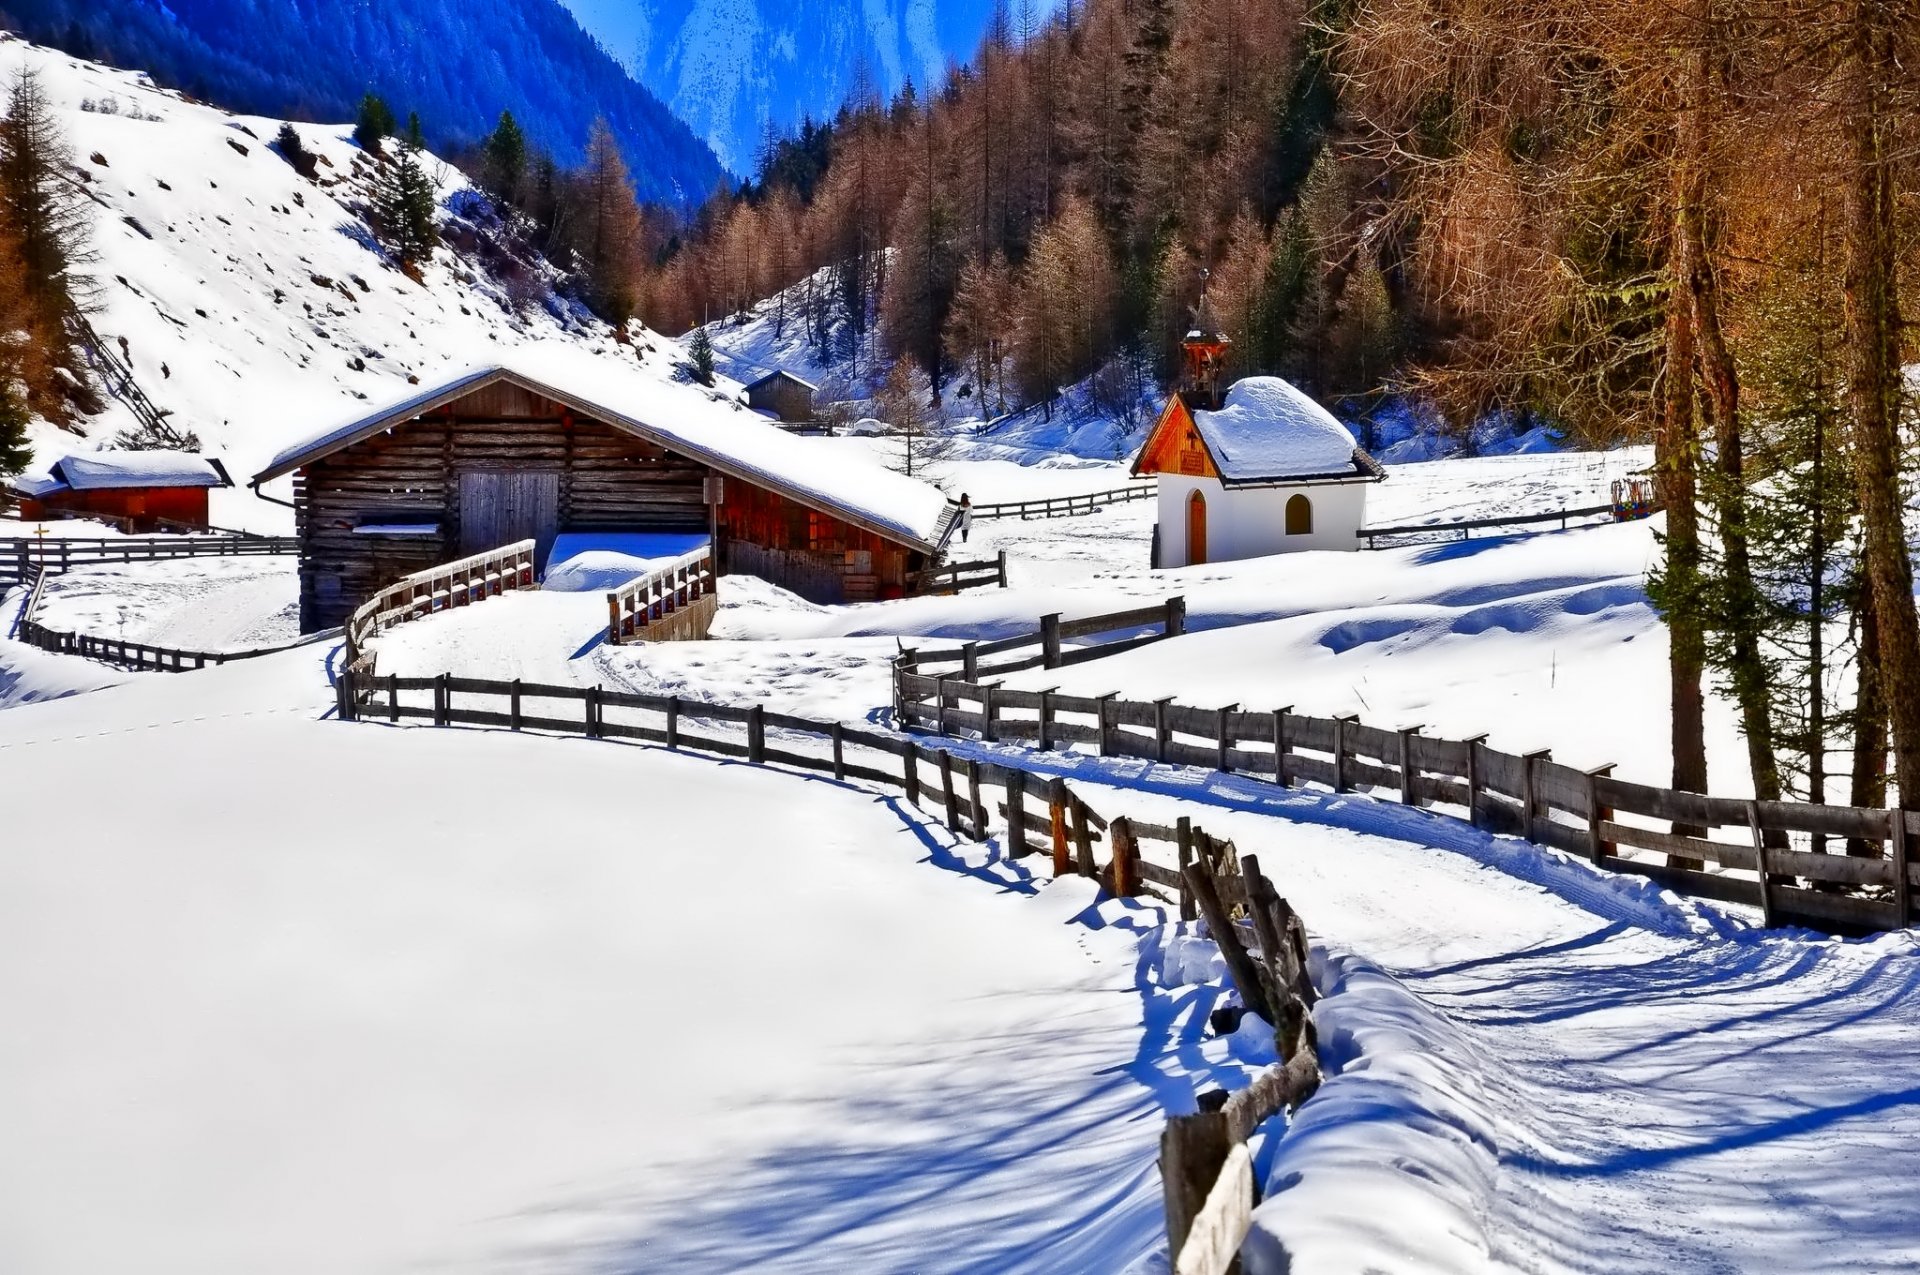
[3,34,719,531]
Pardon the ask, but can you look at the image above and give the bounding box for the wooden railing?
[1355,502,1618,548]
[2,534,298,587]
[895,654,1920,935]
[1163,849,1322,1275]
[606,544,717,644]
[342,540,536,676]
[892,597,1187,710]
[971,482,1156,521]
[909,550,1008,594]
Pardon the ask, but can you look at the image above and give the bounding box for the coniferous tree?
[274,122,318,179]
[0,68,94,420]
[0,378,31,480]
[567,118,643,323]
[369,114,439,269]
[483,110,527,205]
[686,326,716,385]
[353,92,395,151]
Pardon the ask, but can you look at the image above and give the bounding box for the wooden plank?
[1221,1048,1321,1146]
[1599,820,1757,870]
[1161,1110,1233,1267]
[1173,1142,1253,1275]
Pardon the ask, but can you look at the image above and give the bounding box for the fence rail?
[894,642,1920,936]
[1356,502,1618,548]
[343,539,536,675]
[909,550,1008,594]
[893,597,1187,706]
[2,534,298,587]
[971,483,1157,521]
[607,544,718,644]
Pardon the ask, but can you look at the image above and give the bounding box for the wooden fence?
[1355,502,1617,548]
[12,562,325,671]
[606,544,718,644]
[909,551,1008,594]
[893,598,1188,720]
[2,533,298,588]
[895,658,1920,935]
[343,539,536,675]
[972,483,1157,521]
[1163,850,1323,1275]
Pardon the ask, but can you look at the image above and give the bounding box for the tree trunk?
[1660,128,1709,862]
[1838,4,1920,812]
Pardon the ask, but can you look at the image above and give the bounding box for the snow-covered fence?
[342,540,537,676]
[908,551,1008,594]
[0,534,298,589]
[14,599,324,672]
[605,545,718,644]
[970,483,1157,521]
[892,599,1186,707]
[1163,849,1322,1275]
[896,665,1920,935]
[1355,501,1617,548]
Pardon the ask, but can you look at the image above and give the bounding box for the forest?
[628,0,1920,838]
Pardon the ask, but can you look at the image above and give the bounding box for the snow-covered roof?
[1192,378,1381,484]
[255,348,953,551]
[743,369,819,393]
[7,451,231,496]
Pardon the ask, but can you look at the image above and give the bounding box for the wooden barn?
[252,361,957,632]
[6,450,232,530]
[741,369,818,424]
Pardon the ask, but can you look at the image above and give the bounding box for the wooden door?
[460,471,559,566]
[1186,490,1207,565]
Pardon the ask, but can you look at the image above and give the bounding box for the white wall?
[1155,475,1369,568]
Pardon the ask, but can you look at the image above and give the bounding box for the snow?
[1191,377,1368,481]
[45,450,229,490]
[260,353,954,547]
[351,522,439,536]
[543,532,710,592]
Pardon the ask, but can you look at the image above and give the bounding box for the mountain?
[0,32,721,531]
[560,0,1013,174]
[8,0,724,205]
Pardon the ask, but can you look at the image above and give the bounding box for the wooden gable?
[1132,395,1220,480]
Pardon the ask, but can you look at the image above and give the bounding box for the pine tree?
[686,327,715,385]
[369,117,439,269]
[274,123,318,180]
[0,68,93,420]
[353,92,395,151]
[567,118,643,323]
[483,110,527,205]
[0,378,30,479]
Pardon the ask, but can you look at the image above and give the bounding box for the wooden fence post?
[434,673,449,727]
[336,669,355,721]
[982,683,997,742]
[903,743,921,807]
[389,673,401,724]
[1465,735,1488,827]
[939,751,960,832]
[1584,764,1615,864]
[1161,1109,1233,1266]
[1006,773,1029,857]
[1177,816,1197,921]
[1272,708,1293,786]
[1892,809,1911,927]
[748,704,766,763]
[586,685,602,739]
[936,675,951,735]
[1097,693,1118,755]
[1521,748,1551,838]
[967,759,988,840]
[831,722,846,781]
[1039,689,1055,751]
[1111,816,1139,898]
[962,642,979,684]
[1185,863,1272,1022]
[1332,715,1352,792]
[1747,801,1776,927]
[1216,704,1238,773]
[1398,726,1421,805]
[1164,595,1187,638]
[1041,613,1062,668]
[1072,798,1096,877]
[996,549,1009,588]
[1155,697,1173,763]
[1049,779,1071,878]
[666,696,680,749]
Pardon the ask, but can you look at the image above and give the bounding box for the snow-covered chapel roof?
[254,349,953,551]
[1191,378,1382,484]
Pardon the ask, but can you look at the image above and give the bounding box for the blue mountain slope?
[11,0,724,205]
[560,0,1009,173]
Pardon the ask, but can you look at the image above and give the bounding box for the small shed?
[7,450,232,530]
[1133,354,1383,568]
[741,369,818,424]
[253,355,957,631]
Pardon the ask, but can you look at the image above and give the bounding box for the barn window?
[1285,493,1313,536]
